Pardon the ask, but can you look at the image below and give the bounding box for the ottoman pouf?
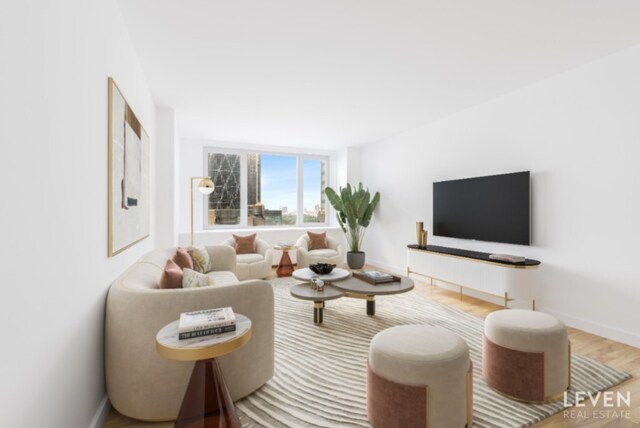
[367,325,472,428]
[483,309,570,403]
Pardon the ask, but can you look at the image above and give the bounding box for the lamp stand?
[190,176,214,246]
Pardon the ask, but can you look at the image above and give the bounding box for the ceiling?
[118,0,640,150]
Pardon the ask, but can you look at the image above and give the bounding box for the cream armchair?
[222,237,273,280]
[295,233,344,268]
[105,246,274,422]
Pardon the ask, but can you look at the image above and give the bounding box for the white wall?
[155,108,180,247]
[336,148,349,187]
[336,146,362,187]
[0,1,156,427]
[346,146,362,185]
[360,45,640,348]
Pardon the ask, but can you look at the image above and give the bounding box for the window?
[203,148,329,228]
[247,154,298,226]
[303,159,327,224]
[206,152,241,225]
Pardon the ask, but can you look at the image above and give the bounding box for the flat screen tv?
[433,171,530,245]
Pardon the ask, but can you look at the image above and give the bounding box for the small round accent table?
[156,314,252,428]
[273,244,296,277]
[290,284,345,324]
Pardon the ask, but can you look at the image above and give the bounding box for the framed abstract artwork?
[108,77,150,256]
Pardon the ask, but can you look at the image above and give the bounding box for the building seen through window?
[248,154,297,226]
[303,158,326,224]
[207,153,241,225]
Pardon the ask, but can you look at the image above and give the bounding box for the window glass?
[303,159,327,223]
[203,148,329,228]
[247,154,297,226]
[207,153,241,225]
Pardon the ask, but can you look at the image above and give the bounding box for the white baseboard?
[88,395,110,428]
[366,258,640,350]
[539,308,640,349]
[366,258,406,276]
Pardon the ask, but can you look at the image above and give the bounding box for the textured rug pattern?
[236,278,631,427]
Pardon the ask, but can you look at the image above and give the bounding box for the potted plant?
[325,183,380,269]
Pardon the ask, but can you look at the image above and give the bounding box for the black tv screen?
[433,171,530,245]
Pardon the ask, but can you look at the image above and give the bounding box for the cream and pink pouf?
[483,309,570,403]
[367,325,472,428]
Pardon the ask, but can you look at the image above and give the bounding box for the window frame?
[202,147,331,229]
[299,155,330,227]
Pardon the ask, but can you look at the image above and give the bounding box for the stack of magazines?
[354,270,400,285]
[178,307,236,340]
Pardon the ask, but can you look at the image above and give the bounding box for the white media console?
[406,245,540,309]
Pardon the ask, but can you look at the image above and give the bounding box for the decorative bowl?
[309,263,336,275]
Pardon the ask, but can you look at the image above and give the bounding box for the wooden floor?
[413,283,640,428]
[105,272,640,428]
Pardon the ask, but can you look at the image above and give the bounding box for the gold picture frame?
[108,77,150,256]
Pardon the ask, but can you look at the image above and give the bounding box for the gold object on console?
[416,222,424,247]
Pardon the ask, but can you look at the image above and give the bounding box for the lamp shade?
[198,178,214,195]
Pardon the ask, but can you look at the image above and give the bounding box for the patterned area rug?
[236,277,630,428]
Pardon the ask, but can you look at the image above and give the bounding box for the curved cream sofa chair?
[105,246,275,421]
[295,234,343,268]
[222,237,273,280]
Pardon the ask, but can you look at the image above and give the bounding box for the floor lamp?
[190,176,214,246]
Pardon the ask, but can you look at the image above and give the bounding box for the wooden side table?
[156,314,252,428]
[274,244,296,277]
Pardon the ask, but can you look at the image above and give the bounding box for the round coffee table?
[332,276,415,316]
[290,283,345,324]
[156,314,252,428]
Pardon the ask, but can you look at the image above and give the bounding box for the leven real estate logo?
[564,391,632,420]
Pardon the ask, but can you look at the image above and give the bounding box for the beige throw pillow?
[187,245,212,273]
[182,268,215,288]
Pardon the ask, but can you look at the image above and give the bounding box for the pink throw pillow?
[159,259,183,289]
[233,233,257,254]
[307,231,328,250]
[173,247,194,270]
